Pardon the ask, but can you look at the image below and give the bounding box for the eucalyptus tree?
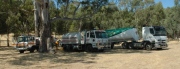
[161,0,180,38]
[163,8,175,38]
[0,0,9,34]
[1,0,34,46]
[118,0,150,28]
[174,0,180,6]
[164,0,180,38]
[34,0,109,53]
[149,2,165,25]
[174,0,180,38]
[0,0,12,46]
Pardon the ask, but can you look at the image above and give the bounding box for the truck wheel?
[122,42,128,49]
[30,48,35,53]
[66,45,72,52]
[99,49,104,52]
[128,43,134,49]
[36,47,39,52]
[85,45,92,52]
[19,50,25,53]
[63,45,71,52]
[145,44,152,51]
[63,46,67,51]
[63,45,68,52]
[157,48,162,50]
[111,43,114,49]
[34,45,39,52]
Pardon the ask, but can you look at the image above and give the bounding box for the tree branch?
[73,1,80,18]
[64,0,69,17]
[50,15,92,23]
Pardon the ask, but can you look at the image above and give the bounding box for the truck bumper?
[16,48,28,50]
[15,46,32,51]
[154,43,168,48]
[98,45,104,49]
[93,45,104,50]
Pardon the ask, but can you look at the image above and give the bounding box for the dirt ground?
[0,41,179,69]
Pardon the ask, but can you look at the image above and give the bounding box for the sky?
[155,0,174,8]
[53,0,175,8]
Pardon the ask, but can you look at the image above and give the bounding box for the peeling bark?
[35,0,51,53]
[34,0,40,37]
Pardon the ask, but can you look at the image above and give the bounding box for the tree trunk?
[34,0,40,37]
[35,0,51,53]
[78,20,82,32]
[7,33,9,47]
[7,26,9,47]
[0,35,1,46]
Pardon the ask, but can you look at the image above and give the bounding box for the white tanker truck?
[106,26,168,50]
[61,30,111,52]
[61,26,168,52]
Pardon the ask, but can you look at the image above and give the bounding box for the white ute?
[15,36,40,53]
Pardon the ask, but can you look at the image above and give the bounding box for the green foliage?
[162,5,180,38]
[0,0,179,39]
[0,0,34,35]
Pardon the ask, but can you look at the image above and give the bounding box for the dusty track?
[0,41,179,69]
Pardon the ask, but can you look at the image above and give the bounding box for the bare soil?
[0,41,179,69]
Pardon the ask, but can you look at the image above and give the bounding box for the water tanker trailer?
[106,26,168,50]
[61,30,111,52]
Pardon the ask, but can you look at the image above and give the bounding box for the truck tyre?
[36,47,39,52]
[63,46,67,51]
[122,42,128,49]
[30,47,35,53]
[30,49,34,53]
[128,43,134,49]
[145,44,152,51]
[157,48,162,50]
[111,43,114,49]
[99,49,104,52]
[34,45,39,52]
[67,45,72,52]
[122,43,125,49]
[19,50,25,53]
[85,45,92,52]
[63,45,70,52]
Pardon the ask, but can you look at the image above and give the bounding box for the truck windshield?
[154,27,167,36]
[18,37,26,42]
[17,37,28,42]
[95,32,108,38]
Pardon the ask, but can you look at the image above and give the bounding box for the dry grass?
[1,34,180,69]
[0,41,179,69]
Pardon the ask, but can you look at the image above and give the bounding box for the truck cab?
[142,26,168,49]
[61,30,111,52]
[85,30,110,51]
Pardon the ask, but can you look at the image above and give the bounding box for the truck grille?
[157,40,167,46]
[16,46,25,48]
[158,40,166,43]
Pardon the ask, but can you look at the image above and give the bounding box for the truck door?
[90,31,96,47]
[95,31,109,48]
[84,31,90,44]
[101,32,109,48]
